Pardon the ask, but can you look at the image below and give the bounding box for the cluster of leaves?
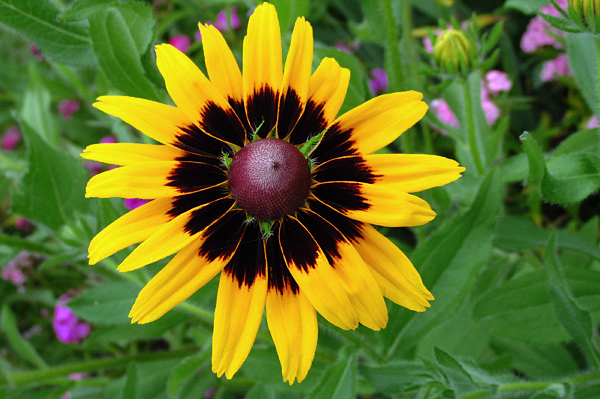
[0,0,600,398]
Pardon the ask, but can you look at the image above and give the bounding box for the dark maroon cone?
[228,138,312,220]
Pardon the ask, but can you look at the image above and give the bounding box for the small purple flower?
[215,10,230,31]
[99,135,117,144]
[484,70,512,95]
[84,161,103,176]
[423,29,444,53]
[368,68,388,95]
[204,387,216,398]
[230,7,241,30]
[15,218,32,233]
[169,35,191,53]
[481,98,500,125]
[586,115,599,129]
[1,127,21,151]
[195,29,203,42]
[59,100,80,121]
[124,198,149,210]
[540,54,572,82]
[30,45,43,61]
[2,251,44,289]
[520,0,567,53]
[53,294,91,344]
[431,98,459,130]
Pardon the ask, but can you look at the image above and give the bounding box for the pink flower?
[586,115,599,129]
[84,161,103,176]
[481,98,500,125]
[211,7,242,32]
[520,0,567,53]
[1,127,21,151]
[1,251,43,289]
[99,135,117,144]
[431,98,459,130]
[540,53,572,82]
[484,70,512,95]
[169,35,191,53]
[58,100,80,120]
[195,29,203,42]
[15,218,32,233]
[124,198,148,210]
[368,68,388,95]
[423,29,444,53]
[53,294,91,344]
[230,7,241,30]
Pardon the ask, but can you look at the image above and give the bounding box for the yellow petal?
[243,3,283,101]
[129,238,232,323]
[278,17,313,137]
[334,91,428,154]
[279,217,359,330]
[212,272,268,379]
[328,237,388,330]
[364,153,465,193]
[199,23,243,102]
[308,58,350,125]
[117,199,234,272]
[88,198,173,265]
[93,96,191,145]
[353,224,433,311]
[155,44,233,125]
[81,143,186,166]
[266,290,317,384]
[313,182,436,227]
[85,162,180,199]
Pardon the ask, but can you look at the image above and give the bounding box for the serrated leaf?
[542,153,600,204]
[11,121,89,231]
[0,0,94,66]
[89,7,159,100]
[359,361,432,393]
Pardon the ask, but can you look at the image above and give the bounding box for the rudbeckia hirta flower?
[82,2,464,384]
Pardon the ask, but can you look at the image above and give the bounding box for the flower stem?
[463,78,485,175]
[3,347,197,386]
[461,370,600,399]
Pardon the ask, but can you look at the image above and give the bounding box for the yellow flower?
[82,2,464,384]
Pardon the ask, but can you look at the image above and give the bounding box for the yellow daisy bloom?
[82,2,464,384]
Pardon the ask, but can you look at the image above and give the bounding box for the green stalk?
[4,348,197,386]
[380,0,403,92]
[461,370,600,399]
[463,78,485,175]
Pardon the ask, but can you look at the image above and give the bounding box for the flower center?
[228,138,312,220]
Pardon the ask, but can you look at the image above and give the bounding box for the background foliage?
[1,0,600,398]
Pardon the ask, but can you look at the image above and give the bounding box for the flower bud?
[571,0,600,25]
[433,29,475,74]
[435,0,454,6]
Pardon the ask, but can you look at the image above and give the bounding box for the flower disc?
[228,138,311,220]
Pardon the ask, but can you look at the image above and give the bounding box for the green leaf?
[385,169,503,358]
[0,0,94,66]
[61,0,118,21]
[20,63,59,146]
[121,362,138,399]
[0,304,47,369]
[310,351,356,399]
[360,361,432,393]
[245,384,276,399]
[11,121,89,231]
[545,235,600,367]
[567,33,600,118]
[542,153,600,204]
[473,268,600,345]
[552,127,600,156]
[494,216,600,262]
[503,0,549,14]
[521,132,546,186]
[269,0,309,36]
[356,0,386,42]
[89,6,159,100]
[68,282,140,325]
[167,350,210,398]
